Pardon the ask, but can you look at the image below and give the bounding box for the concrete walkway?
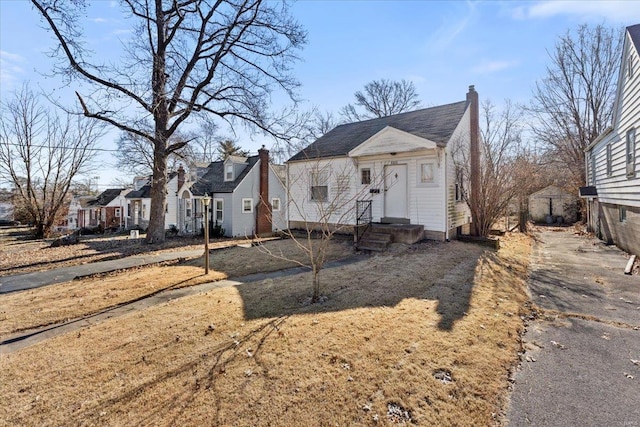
[0,249,205,294]
[507,228,640,426]
[0,255,364,354]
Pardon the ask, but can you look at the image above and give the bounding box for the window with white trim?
[627,128,636,178]
[214,198,223,222]
[360,168,371,185]
[606,144,612,176]
[271,198,280,212]
[420,163,434,183]
[115,208,121,218]
[225,164,234,181]
[242,198,253,213]
[310,170,328,202]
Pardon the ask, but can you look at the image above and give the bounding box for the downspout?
[444,149,449,241]
[584,149,591,230]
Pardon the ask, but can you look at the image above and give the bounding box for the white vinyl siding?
[588,30,640,208]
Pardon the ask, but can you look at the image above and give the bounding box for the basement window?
[619,206,627,222]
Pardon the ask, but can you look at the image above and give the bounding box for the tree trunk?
[312,266,320,303]
[146,145,168,244]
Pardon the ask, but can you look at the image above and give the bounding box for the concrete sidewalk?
[507,228,640,426]
[0,249,205,294]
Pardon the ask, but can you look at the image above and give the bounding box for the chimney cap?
[468,85,475,92]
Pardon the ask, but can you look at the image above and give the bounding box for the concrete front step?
[357,240,390,251]
[365,232,392,242]
[370,223,424,244]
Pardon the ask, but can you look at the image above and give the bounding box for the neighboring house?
[0,189,14,223]
[183,147,287,237]
[583,23,640,256]
[529,185,578,224]
[79,189,129,230]
[125,175,156,230]
[65,195,93,230]
[286,86,478,241]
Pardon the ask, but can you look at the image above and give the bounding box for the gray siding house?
[185,147,287,237]
[584,24,640,256]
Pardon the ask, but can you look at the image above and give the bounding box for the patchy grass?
[0,239,354,338]
[0,233,532,426]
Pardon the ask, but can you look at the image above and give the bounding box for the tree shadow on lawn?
[235,243,490,332]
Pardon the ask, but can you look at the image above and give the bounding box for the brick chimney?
[177,165,185,190]
[255,146,272,236]
[467,85,481,236]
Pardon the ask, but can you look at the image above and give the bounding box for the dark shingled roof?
[628,23,640,54]
[88,189,125,207]
[125,171,178,200]
[190,155,260,197]
[125,185,151,199]
[288,101,468,161]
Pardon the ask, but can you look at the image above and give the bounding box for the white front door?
[384,164,408,218]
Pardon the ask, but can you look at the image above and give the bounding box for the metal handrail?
[355,200,372,244]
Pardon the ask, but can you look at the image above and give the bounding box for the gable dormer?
[223,155,248,182]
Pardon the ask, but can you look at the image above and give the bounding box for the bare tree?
[454,100,523,237]
[114,129,194,176]
[529,24,621,192]
[340,79,421,122]
[31,0,306,243]
[270,107,339,163]
[261,159,382,303]
[0,85,103,238]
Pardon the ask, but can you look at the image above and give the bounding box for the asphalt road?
[507,228,640,427]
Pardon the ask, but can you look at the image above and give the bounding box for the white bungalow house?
[178,147,287,237]
[583,23,640,256]
[287,86,478,242]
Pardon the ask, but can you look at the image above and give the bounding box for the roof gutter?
[584,126,613,152]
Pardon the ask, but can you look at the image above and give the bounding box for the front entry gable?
[348,126,438,158]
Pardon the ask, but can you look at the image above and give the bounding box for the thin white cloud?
[513,1,640,22]
[0,51,25,87]
[472,60,519,74]
[1,50,25,63]
[90,17,108,23]
[112,28,132,36]
[427,2,477,52]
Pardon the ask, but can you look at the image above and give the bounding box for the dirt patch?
[0,233,532,426]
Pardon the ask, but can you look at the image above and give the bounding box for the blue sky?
[2,0,640,188]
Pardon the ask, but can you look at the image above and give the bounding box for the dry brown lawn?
[0,233,532,426]
[0,239,354,338]
[0,226,207,277]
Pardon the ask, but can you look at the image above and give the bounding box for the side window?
[627,128,636,178]
[361,168,371,185]
[242,198,253,213]
[214,199,223,222]
[310,170,328,202]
